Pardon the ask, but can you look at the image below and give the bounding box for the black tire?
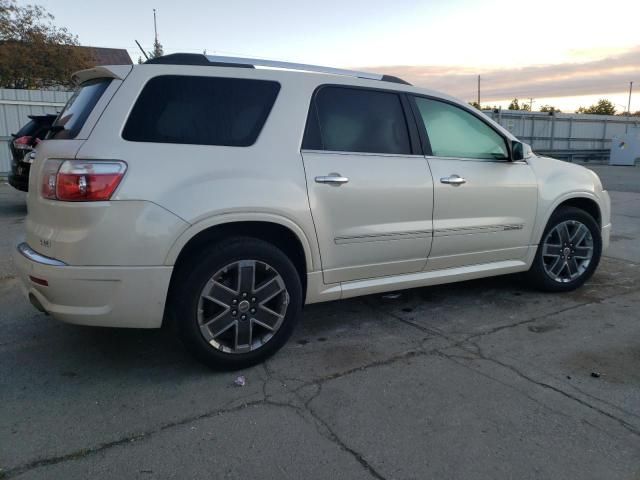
[170,237,303,370]
[526,206,602,292]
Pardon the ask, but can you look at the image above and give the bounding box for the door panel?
[426,158,538,270]
[302,152,433,283]
[409,95,538,271]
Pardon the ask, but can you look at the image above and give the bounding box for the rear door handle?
[315,173,349,186]
[440,174,466,186]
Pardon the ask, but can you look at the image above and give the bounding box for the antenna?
[135,40,149,60]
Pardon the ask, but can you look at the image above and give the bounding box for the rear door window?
[122,75,280,146]
[49,78,112,139]
[302,86,411,155]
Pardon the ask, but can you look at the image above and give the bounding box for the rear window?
[122,75,280,147]
[49,78,112,139]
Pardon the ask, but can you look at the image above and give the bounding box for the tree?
[508,98,534,111]
[468,101,481,110]
[540,104,561,113]
[150,38,163,59]
[0,0,91,89]
[576,99,616,115]
[617,110,640,117]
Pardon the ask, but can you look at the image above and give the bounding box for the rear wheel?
[526,206,601,292]
[171,237,302,370]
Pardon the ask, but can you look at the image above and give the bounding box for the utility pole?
[151,8,163,58]
[529,97,535,112]
[626,81,633,133]
[477,75,481,107]
[153,9,158,46]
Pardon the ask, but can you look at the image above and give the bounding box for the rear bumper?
[13,242,172,328]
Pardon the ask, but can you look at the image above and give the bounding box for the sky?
[36,0,640,112]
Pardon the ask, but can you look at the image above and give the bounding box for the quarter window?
[303,87,411,155]
[49,78,112,139]
[414,97,509,160]
[123,76,280,146]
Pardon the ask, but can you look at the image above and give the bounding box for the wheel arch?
[166,214,315,290]
[535,192,602,245]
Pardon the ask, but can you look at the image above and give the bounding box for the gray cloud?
[361,46,640,101]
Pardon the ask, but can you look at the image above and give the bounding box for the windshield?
[49,78,112,139]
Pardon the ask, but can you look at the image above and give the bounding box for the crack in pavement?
[2,399,267,479]
[378,286,640,436]
[289,347,432,397]
[461,302,592,343]
[433,349,577,422]
[458,283,640,343]
[450,340,640,437]
[295,388,388,480]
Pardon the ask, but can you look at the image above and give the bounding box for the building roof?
[79,46,132,66]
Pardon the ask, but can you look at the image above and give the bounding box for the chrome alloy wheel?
[197,260,289,354]
[542,220,594,283]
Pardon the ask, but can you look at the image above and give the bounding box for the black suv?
[8,114,57,191]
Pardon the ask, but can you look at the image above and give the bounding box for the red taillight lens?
[13,135,33,150]
[40,159,127,202]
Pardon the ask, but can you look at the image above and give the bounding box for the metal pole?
[153,9,158,45]
[477,75,480,107]
[568,117,573,159]
[626,81,633,134]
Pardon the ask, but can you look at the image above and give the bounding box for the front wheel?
[170,237,303,370]
[526,206,602,292]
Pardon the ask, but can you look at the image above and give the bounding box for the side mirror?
[511,141,524,161]
[511,141,532,161]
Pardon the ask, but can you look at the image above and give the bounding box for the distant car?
[14,54,611,370]
[8,114,57,191]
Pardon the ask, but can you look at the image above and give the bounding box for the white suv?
[14,54,611,369]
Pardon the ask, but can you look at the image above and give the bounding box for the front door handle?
[315,173,349,186]
[440,174,466,186]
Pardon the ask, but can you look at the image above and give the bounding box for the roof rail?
[144,53,411,85]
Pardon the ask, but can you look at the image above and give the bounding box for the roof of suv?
[144,53,412,86]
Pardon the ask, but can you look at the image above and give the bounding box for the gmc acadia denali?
[14,53,611,369]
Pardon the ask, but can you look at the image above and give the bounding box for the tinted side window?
[414,97,509,160]
[123,76,280,146]
[304,87,411,155]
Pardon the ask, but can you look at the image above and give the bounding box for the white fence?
[0,88,73,174]
[483,110,640,160]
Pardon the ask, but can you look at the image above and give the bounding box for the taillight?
[41,159,63,199]
[13,135,33,151]
[40,159,127,202]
